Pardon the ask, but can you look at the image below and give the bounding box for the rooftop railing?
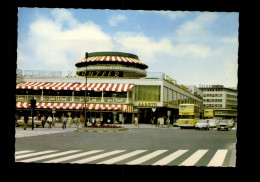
[16,95,132,104]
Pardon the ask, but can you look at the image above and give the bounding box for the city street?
[15,124,236,167]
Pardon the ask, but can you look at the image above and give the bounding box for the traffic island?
[77,125,128,132]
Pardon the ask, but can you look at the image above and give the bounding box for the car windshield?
[208,120,216,123]
[197,120,207,123]
[219,120,227,124]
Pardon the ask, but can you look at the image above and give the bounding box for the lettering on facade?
[75,71,123,78]
[165,75,176,84]
[138,102,158,107]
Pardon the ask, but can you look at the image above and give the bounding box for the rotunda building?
[75,52,148,78]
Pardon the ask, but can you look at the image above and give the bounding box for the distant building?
[199,85,237,109]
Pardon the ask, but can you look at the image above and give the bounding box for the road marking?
[72,150,126,164]
[152,150,188,166]
[126,150,168,165]
[98,150,147,164]
[180,150,208,166]
[207,149,228,167]
[45,150,104,163]
[15,150,35,155]
[19,150,81,163]
[15,150,58,160]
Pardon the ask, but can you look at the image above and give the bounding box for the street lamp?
[84,52,88,127]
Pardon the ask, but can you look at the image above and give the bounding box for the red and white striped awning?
[16,102,133,113]
[16,82,134,92]
[77,56,147,67]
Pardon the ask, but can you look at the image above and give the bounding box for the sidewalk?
[16,122,174,130]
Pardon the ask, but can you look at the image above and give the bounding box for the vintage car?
[173,119,179,127]
[195,120,209,130]
[16,116,42,127]
[226,119,235,128]
[208,119,218,128]
[217,120,229,131]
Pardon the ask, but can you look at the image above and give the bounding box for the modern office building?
[199,85,237,109]
[16,51,203,124]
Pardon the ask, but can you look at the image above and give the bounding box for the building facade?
[16,51,203,124]
[199,85,237,109]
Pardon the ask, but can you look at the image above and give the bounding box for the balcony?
[16,95,133,104]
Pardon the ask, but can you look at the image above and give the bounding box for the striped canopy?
[16,102,133,113]
[16,82,134,92]
[77,56,147,67]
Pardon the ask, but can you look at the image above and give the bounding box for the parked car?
[195,120,209,130]
[226,119,235,128]
[173,119,179,127]
[16,116,42,127]
[217,120,229,131]
[208,119,218,128]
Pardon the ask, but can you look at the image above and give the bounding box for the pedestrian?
[122,116,125,126]
[151,117,155,125]
[80,115,85,128]
[157,117,161,127]
[134,116,139,127]
[61,114,67,129]
[68,116,72,127]
[41,115,46,128]
[24,114,29,130]
[52,117,56,127]
[47,115,52,129]
[74,116,78,126]
[160,116,164,127]
[166,117,170,127]
[92,117,96,126]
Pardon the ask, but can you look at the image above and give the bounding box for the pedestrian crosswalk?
[15,149,232,167]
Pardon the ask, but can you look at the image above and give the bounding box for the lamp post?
[84,52,88,127]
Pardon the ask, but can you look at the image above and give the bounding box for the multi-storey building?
[16,51,203,124]
[199,85,237,109]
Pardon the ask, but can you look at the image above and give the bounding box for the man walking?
[24,114,28,130]
[47,115,52,129]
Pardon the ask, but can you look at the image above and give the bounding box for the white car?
[16,116,42,127]
[208,119,217,128]
[226,119,235,128]
[195,120,209,130]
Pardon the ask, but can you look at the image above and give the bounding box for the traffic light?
[30,98,36,109]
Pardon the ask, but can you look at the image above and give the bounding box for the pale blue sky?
[17,8,239,87]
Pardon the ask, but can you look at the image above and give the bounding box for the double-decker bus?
[204,109,214,119]
[178,104,200,128]
[204,109,237,120]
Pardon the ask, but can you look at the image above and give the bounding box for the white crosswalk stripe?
[126,150,168,165]
[71,150,126,164]
[45,150,104,163]
[19,150,81,163]
[180,150,208,166]
[15,150,58,160]
[15,150,35,155]
[15,149,231,167]
[207,149,228,167]
[98,150,147,165]
[152,150,188,166]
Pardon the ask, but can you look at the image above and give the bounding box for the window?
[168,89,173,104]
[163,87,168,102]
[135,85,160,101]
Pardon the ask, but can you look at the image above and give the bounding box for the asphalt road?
[15,125,236,167]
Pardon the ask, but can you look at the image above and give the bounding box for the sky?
[17,8,239,87]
